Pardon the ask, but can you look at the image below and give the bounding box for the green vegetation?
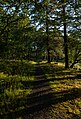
[0,0,81,68]
[41,62,81,118]
[0,0,81,118]
[0,60,35,117]
[0,61,81,118]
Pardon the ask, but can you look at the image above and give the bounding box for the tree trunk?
[64,22,69,68]
[46,6,50,63]
[63,2,69,69]
[70,63,75,68]
[47,41,50,63]
[70,60,77,68]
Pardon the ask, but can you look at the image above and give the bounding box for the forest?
[0,0,81,119]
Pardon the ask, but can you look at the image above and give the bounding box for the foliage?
[0,0,81,67]
[0,1,81,118]
[0,60,35,117]
[68,32,81,68]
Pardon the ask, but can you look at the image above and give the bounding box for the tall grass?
[0,60,35,116]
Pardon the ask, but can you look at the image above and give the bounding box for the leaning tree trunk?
[70,63,75,68]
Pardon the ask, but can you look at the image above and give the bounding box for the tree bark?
[63,2,69,69]
[70,63,75,68]
[47,37,50,63]
[46,6,50,63]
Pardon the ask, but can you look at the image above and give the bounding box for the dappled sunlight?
[50,80,75,92]
[39,60,47,64]
[0,72,8,78]
[0,60,36,118]
[41,62,81,118]
[1,61,81,118]
[29,61,37,64]
[51,62,65,67]
[0,60,36,76]
[0,74,34,116]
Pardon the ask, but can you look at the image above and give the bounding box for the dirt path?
[24,64,65,119]
[25,65,53,118]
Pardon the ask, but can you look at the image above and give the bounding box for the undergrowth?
[41,62,81,119]
[0,60,35,117]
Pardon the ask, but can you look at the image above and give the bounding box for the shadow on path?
[26,65,53,112]
[1,64,81,119]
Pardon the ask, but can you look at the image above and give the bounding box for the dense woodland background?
[0,0,81,68]
[0,1,81,119]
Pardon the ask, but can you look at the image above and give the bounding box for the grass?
[0,60,81,118]
[40,62,81,119]
[0,60,35,117]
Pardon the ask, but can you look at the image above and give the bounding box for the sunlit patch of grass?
[29,61,37,64]
[0,72,8,78]
[74,63,81,70]
[50,79,75,92]
[39,60,47,64]
[75,99,81,109]
[4,88,32,99]
[51,62,65,67]
[0,60,36,76]
[41,62,81,118]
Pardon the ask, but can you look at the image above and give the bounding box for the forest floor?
[26,63,81,119]
[0,61,81,119]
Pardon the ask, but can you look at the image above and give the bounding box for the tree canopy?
[0,0,81,68]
